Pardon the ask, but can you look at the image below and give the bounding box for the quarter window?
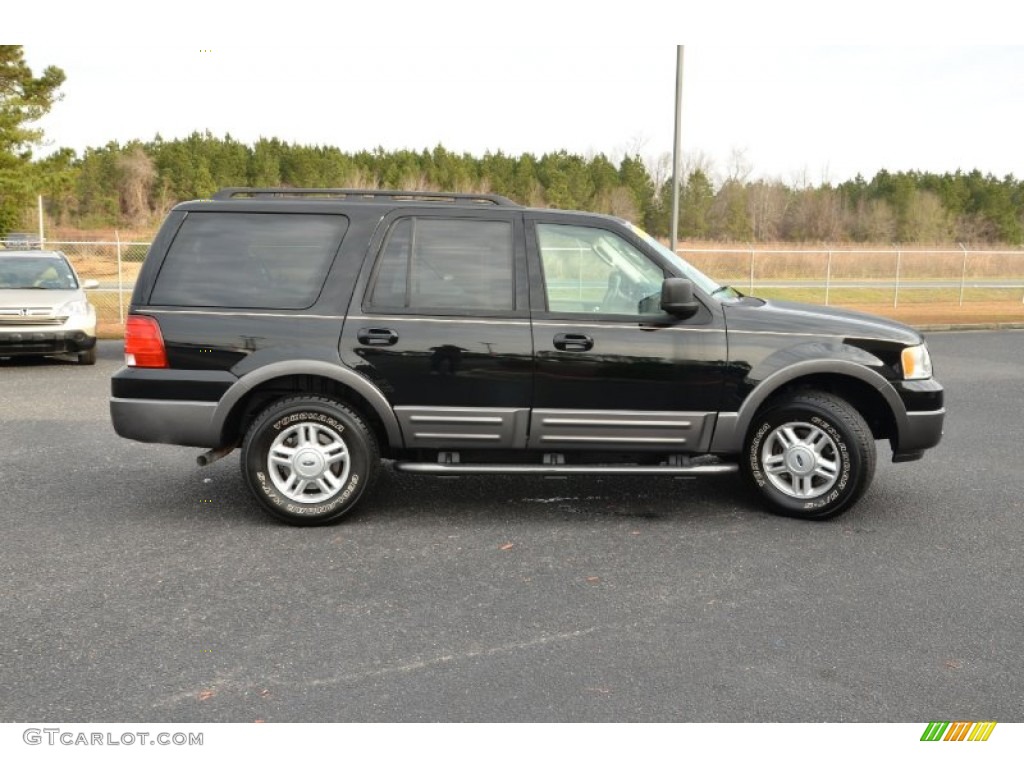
[368,218,514,311]
[151,212,347,309]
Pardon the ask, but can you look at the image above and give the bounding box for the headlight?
[901,344,933,380]
[56,298,89,316]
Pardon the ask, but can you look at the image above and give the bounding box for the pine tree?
[0,46,65,234]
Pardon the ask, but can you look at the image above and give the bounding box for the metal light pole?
[671,46,684,253]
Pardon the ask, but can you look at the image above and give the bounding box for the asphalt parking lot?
[1,332,1022,722]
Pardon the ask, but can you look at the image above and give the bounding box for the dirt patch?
[842,301,1024,326]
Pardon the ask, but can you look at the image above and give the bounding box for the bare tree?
[903,190,953,243]
[724,147,753,184]
[116,146,156,226]
[848,199,896,242]
[682,149,715,181]
[782,187,843,242]
[747,180,791,241]
[616,133,650,165]
[646,152,673,194]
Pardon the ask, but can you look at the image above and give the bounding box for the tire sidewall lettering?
[250,406,368,520]
[272,412,346,434]
[748,421,771,487]
[810,415,851,492]
[747,405,858,513]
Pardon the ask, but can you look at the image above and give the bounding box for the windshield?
[628,225,740,299]
[0,256,79,290]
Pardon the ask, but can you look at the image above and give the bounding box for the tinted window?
[151,212,347,309]
[368,218,514,311]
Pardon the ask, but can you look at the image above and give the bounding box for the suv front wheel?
[241,396,379,525]
[743,390,876,520]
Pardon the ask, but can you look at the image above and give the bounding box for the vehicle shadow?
[348,465,761,526]
[0,354,80,367]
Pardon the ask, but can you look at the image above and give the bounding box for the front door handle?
[553,332,593,352]
[357,327,399,346]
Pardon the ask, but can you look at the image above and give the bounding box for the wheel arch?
[211,361,402,452]
[710,361,905,453]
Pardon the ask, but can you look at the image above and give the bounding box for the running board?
[392,462,738,476]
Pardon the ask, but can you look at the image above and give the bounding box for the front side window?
[537,223,664,316]
[151,212,347,309]
[368,217,514,311]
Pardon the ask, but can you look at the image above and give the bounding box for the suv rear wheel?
[743,390,876,520]
[241,396,379,525]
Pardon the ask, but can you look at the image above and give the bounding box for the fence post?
[825,250,833,305]
[958,242,968,307]
[894,249,902,308]
[115,230,124,324]
[749,247,754,294]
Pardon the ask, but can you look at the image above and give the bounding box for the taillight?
[124,315,168,368]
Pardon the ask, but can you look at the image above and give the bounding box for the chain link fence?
[1,239,149,332]
[678,246,1024,307]
[4,239,1023,334]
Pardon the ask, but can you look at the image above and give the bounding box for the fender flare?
[709,359,907,453]
[211,360,403,447]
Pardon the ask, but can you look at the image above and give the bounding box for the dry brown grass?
[62,231,1021,338]
[680,241,1024,282]
[839,301,1024,327]
[70,253,144,282]
[48,225,158,243]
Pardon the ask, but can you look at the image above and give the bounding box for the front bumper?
[889,377,944,461]
[891,408,945,462]
[0,329,96,356]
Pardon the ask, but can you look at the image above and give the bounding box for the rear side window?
[367,217,514,311]
[150,212,347,309]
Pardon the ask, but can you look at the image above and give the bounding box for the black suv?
[110,188,944,525]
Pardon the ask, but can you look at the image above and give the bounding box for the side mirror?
[660,277,700,318]
[82,279,99,290]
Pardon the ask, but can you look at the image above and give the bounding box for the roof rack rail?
[211,188,519,206]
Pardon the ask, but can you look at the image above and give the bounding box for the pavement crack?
[306,626,599,688]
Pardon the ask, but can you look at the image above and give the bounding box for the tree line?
[3,47,1023,244]
[25,134,1023,245]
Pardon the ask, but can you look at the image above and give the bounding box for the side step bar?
[393,462,738,476]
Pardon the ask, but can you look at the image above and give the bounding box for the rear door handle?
[553,332,593,352]
[357,327,399,346]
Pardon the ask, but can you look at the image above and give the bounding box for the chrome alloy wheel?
[760,421,840,499]
[267,422,351,503]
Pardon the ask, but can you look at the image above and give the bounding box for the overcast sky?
[17,6,1023,185]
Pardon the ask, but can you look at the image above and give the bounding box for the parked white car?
[0,249,98,365]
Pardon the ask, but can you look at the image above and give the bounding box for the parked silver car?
[0,250,98,365]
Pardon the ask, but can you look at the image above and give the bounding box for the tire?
[742,390,876,520]
[78,347,97,365]
[240,396,379,526]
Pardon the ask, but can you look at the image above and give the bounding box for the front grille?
[0,308,66,325]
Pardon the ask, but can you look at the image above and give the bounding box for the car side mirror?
[660,277,700,318]
[82,279,99,290]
